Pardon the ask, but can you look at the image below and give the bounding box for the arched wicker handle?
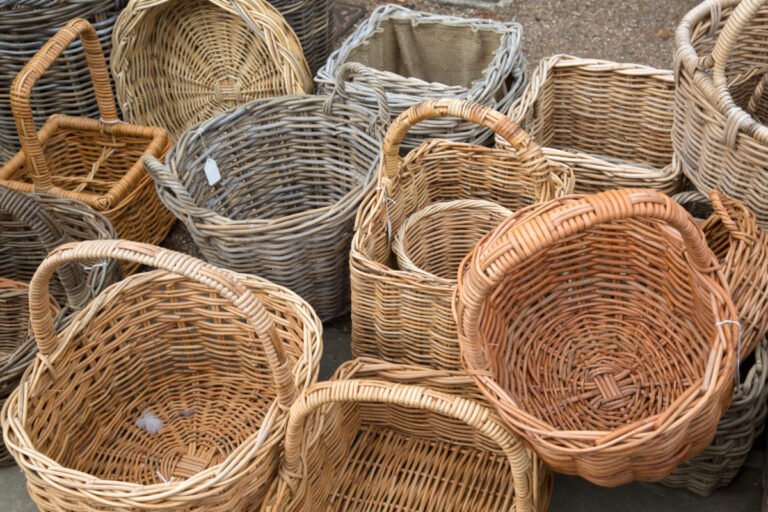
[142,155,204,216]
[28,240,297,405]
[380,99,547,189]
[455,189,716,373]
[326,62,390,128]
[10,18,119,192]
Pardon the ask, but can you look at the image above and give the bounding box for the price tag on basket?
[204,158,221,186]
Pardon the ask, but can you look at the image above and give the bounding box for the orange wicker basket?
[454,188,739,486]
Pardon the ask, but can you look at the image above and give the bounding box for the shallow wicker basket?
[454,188,739,486]
[0,0,127,162]
[264,358,552,511]
[270,0,332,73]
[674,0,768,229]
[0,18,174,275]
[497,54,680,193]
[316,4,527,150]
[350,98,573,371]
[1,240,322,511]
[145,63,384,320]
[112,0,313,140]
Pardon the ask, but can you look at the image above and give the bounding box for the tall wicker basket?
[270,0,332,74]
[350,98,573,371]
[455,188,739,486]
[264,358,552,511]
[1,240,323,511]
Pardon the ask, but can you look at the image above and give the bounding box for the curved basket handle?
[10,18,120,192]
[380,99,548,190]
[325,62,390,128]
[142,155,203,215]
[709,190,755,242]
[278,369,536,511]
[455,189,716,373]
[28,239,297,406]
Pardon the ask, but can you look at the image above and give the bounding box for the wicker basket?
[350,98,574,371]
[674,0,768,229]
[316,4,527,151]
[497,54,680,193]
[454,188,739,486]
[270,0,332,74]
[264,358,552,511]
[0,0,127,163]
[393,199,512,280]
[0,18,174,275]
[112,0,313,140]
[1,240,323,511]
[145,63,384,320]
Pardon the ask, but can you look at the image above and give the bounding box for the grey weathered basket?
[269,0,332,74]
[145,64,384,320]
[316,4,526,151]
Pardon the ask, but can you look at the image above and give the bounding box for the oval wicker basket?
[0,18,175,275]
[0,0,127,163]
[145,63,385,320]
[316,4,527,150]
[350,98,573,371]
[674,0,768,229]
[112,0,313,140]
[264,358,552,511]
[270,0,332,73]
[1,240,322,511]
[393,199,512,281]
[497,54,680,193]
[454,188,739,486]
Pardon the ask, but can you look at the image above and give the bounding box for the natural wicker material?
[393,199,511,281]
[0,18,174,274]
[2,240,323,511]
[316,4,526,150]
[112,0,313,141]
[497,54,680,193]
[146,63,384,321]
[454,188,739,486]
[674,0,768,229]
[350,98,574,371]
[264,358,552,511]
[0,0,127,163]
[270,0,332,74]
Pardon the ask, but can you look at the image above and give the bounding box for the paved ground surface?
[3,0,764,510]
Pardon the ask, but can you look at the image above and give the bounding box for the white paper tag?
[204,158,221,186]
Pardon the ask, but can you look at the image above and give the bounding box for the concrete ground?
[2,0,763,510]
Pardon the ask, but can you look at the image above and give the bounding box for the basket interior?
[24,272,307,485]
[343,17,503,88]
[477,216,718,433]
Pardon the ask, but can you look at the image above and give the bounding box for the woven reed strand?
[269,0,332,74]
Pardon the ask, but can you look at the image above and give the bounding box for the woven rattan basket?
[454,188,739,486]
[0,0,127,163]
[316,4,526,150]
[145,63,384,320]
[497,54,680,193]
[350,98,573,371]
[112,0,313,140]
[0,18,174,275]
[270,0,332,73]
[1,240,322,511]
[674,0,768,229]
[264,358,552,511]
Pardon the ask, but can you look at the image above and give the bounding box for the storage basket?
[145,63,385,320]
[0,18,174,275]
[264,358,552,511]
[497,54,680,193]
[112,0,313,140]
[392,199,512,280]
[1,239,323,511]
[316,4,527,151]
[674,0,768,228]
[350,98,574,370]
[454,188,739,486]
[0,0,127,163]
[270,0,332,74]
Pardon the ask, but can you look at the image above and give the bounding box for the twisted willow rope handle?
[28,239,298,405]
[10,18,119,192]
[326,62,390,128]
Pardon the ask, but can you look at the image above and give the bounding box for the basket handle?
[325,62,390,128]
[142,155,202,214]
[455,189,716,373]
[28,239,298,406]
[709,190,756,241]
[10,18,119,192]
